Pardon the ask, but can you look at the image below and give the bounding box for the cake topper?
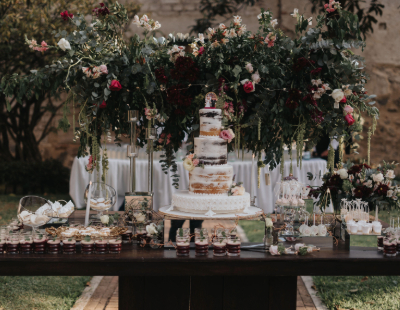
[205,92,218,109]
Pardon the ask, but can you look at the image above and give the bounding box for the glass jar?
[62,235,76,254]
[121,226,133,244]
[81,235,95,254]
[150,235,160,249]
[227,236,241,257]
[7,232,20,254]
[33,230,48,254]
[136,224,147,244]
[108,236,122,253]
[176,229,190,257]
[20,231,33,254]
[47,236,61,254]
[264,227,274,249]
[95,235,109,254]
[213,239,227,256]
[195,238,209,256]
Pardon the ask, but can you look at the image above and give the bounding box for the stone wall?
[32,0,399,169]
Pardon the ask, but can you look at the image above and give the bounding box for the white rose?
[372,173,384,183]
[100,214,109,225]
[307,247,313,253]
[269,245,279,255]
[57,38,71,51]
[265,218,273,227]
[183,157,195,172]
[135,213,146,223]
[338,168,348,180]
[146,223,158,235]
[386,170,395,179]
[237,185,245,196]
[364,180,373,188]
[387,190,394,198]
[245,63,254,73]
[331,89,344,102]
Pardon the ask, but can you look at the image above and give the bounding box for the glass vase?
[264,228,273,249]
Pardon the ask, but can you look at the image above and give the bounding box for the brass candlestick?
[146,127,157,193]
[127,110,139,194]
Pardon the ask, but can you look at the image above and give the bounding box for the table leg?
[268,276,297,310]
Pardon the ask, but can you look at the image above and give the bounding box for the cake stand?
[159,205,264,220]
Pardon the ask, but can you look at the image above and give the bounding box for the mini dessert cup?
[121,227,133,244]
[136,225,148,244]
[108,237,122,253]
[373,223,382,234]
[350,224,358,234]
[362,225,371,235]
[33,230,48,254]
[383,238,397,257]
[176,239,190,257]
[47,236,61,254]
[20,231,33,254]
[227,237,241,257]
[213,240,227,257]
[95,236,109,254]
[81,235,95,254]
[7,232,20,254]
[195,237,209,256]
[62,235,76,254]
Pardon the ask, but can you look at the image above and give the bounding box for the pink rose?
[219,129,233,142]
[243,81,254,93]
[343,105,353,114]
[192,159,200,166]
[109,80,122,91]
[231,187,240,196]
[269,245,279,255]
[99,64,108,75]
[345,114,355,126]
[158,138,164,144]
[99,100,107,109]
[187,154,194,160]
[340,97,347,103]
[166,134,172,145]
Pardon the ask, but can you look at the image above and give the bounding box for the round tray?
[159,206,264,220]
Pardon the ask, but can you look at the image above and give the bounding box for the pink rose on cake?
[219,128,235,143]
[192,159,200,166]
[229,182,245,196]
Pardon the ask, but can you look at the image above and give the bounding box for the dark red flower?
[155,67,168,84]
[310,67,322,75]
[340,97,347,103]
[99,100,107,109]
[184,67,199,82]
[92,4,110,17]
[110,80,122,91]
[330,174,342,186]
[243,81,254,93]
[311,109,324,124]
[345,114,355,126]
[375,184,389,196]
[167,84,192,107]
[354,186,372,198]
[348,164,371,175]
[285,88,301,109]
[100,2,105,7]
[198,46,205,56]
[170,68,182,80]
[175,56,195,71]
[293,57,312,72]
[60,11,74,21]
[174,109,186,116]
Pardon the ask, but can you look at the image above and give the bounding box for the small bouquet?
[183,154,204,171]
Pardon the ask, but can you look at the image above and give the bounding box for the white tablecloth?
[70,156,327,213]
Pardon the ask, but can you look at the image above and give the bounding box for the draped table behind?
[70,156,327,213]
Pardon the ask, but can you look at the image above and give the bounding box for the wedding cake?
[171,95,250,214]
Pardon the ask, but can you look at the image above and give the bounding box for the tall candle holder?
[146,128,157,193]
[126,110,139,194]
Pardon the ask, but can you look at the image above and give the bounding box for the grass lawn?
[313,276,400,310]
[238,219,265,242]
[0,194,90,310]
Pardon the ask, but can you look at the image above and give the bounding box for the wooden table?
[0,211,392,310]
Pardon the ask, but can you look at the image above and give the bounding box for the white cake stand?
[159,206,264,220]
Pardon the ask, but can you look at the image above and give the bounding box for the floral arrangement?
[183,153,204,171]
[228,182,245,196]
[309,161,399,212]
[1,1,379,187]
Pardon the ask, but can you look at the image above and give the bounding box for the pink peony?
[345,114,355,126]
[99,64,108,75]
[219,129,234,142]
[192,159,200,166]
[343,105,353,114]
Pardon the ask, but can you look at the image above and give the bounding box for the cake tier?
[199,109,222,136]
[172,190,250,214]
[189,165,233,194]
[194,137,227,165]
